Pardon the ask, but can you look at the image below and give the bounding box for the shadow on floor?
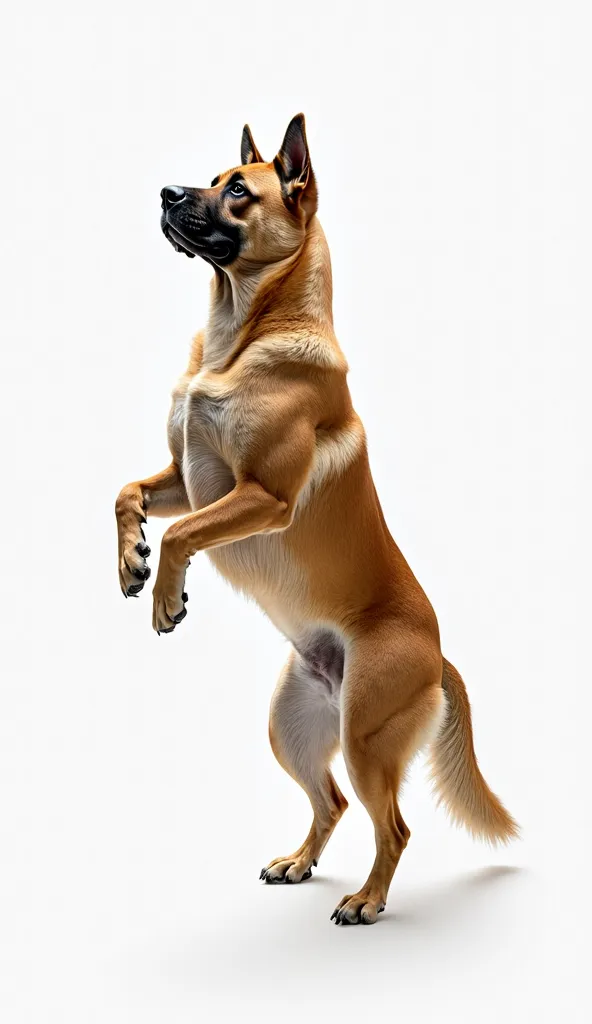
[137,862,533,1003]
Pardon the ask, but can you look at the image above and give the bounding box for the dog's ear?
[274,113,318,219]
[241,124,264,165]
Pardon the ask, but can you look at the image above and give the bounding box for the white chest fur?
[170,372,239,512]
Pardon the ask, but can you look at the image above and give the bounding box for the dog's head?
[160,114,317,269]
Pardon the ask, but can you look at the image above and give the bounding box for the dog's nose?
[161,185,186,207]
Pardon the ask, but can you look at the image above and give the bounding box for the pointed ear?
[241,124,264,165]
[274,113,317,218]
[274,113,311,184]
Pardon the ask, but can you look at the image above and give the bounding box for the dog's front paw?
[116,490,152,598]
[119,530,151,597]
[152,571,188,635]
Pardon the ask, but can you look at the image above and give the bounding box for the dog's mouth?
[163,223,234,264]
[162,219,196,259]
[160,195,239,266]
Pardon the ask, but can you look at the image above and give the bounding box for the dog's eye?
[229,182,247,197]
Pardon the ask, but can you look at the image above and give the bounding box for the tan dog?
[115,115,518,925]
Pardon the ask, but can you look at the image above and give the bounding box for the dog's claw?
[261,869,280,884]
[127,582,144,596]
[131,565,151,581]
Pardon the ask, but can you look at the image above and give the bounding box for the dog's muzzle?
[160,186,239,265]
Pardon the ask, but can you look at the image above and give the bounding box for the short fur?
[116,114,518,926]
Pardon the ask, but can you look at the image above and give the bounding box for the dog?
[115,114,518,925]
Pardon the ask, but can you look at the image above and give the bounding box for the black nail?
[172,606,187,624]
[127,583,144,596]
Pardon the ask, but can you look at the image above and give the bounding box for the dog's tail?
[428,658,519,845]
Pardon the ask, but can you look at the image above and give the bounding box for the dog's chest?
[168,371,247,510]
[167,368,303,608]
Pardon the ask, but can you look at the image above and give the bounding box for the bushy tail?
[428,658,519,845]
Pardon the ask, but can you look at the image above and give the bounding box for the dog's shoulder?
[244,330,347,374]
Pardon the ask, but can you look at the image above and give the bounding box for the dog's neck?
[202,217,334,370]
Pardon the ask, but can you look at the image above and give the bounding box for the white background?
[1,1,590,1020]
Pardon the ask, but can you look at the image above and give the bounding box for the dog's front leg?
[115,463,190,598]
[152,479,289,633]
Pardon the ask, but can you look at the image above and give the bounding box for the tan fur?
[429,660,519,845]
[115,114,518,925]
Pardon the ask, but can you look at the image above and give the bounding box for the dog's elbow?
[262,497,295,534]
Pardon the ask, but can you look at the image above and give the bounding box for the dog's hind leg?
[260,649,348,884]
[332,621,444,924]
